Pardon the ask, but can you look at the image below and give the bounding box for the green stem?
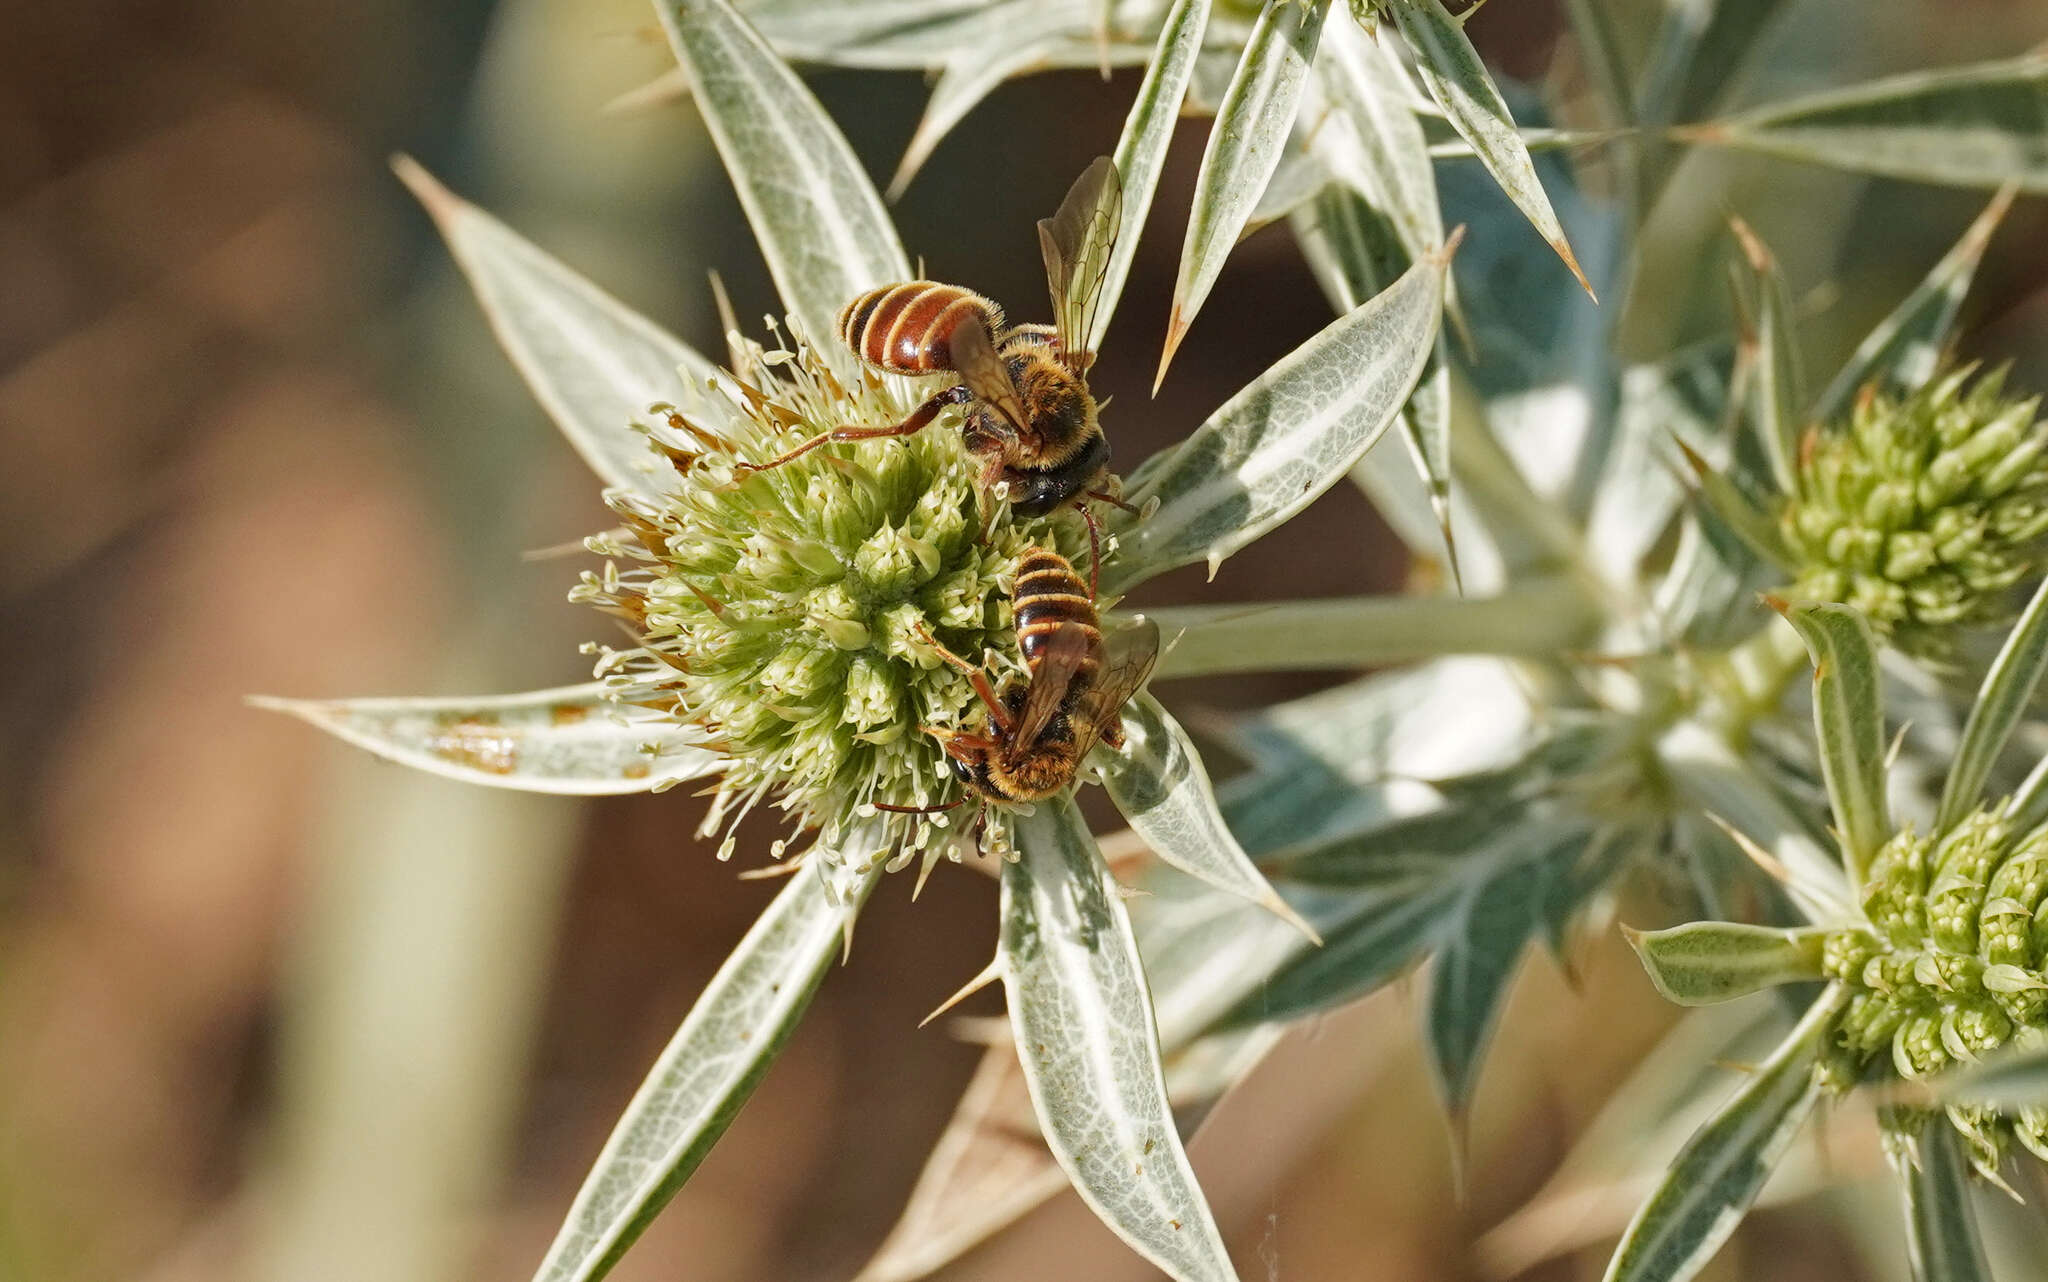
[1446,401,1587,575]
[1704,615,1812,742]
[1151,574,1597,678]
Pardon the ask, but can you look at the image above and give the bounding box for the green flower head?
[572,322,1083,863]
[1782,365,2048,663]
[1820,805,2048,1175]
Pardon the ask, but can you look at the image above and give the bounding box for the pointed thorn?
[1726,214,1773,274]
[1444,1102,1471,1207]
[1263,892,1323,946]
[1667,122,1726,146]
[1153,306,1191,397]
[1963,184,2021,256]
[246,693,321,720]
[841,915,858,965]
[603,66,690,116]
[1429,491,1465,596]
[1551,234,1596,302]
[1703,812,1796,889]
[1430,224,1469,269]
[1760,592,1792,618]
[920,956,1004,1028]
[885,143,926,205]
[1672,436,1712,480]
[1886,722,1912,771]
[389,154,463,227]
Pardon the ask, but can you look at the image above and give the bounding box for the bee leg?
[1085,486,1141,516]
[734,383,970,474]
[872,798,965,814]
[972,807,990,861]
[913,625,1013,734]
[1078,502,1103,602]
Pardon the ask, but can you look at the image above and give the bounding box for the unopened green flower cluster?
[572,324,1080,864]
[1782,367,2048,663]
[1818,804,2048,1176]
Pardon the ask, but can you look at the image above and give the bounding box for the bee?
[881,549,1160,837]
[736,158,1132,573]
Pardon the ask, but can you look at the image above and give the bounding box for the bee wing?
[946,313,1031,436]
[1013,622,1094,751]
[1067,615,1160,764]
[1036,156,1122,375]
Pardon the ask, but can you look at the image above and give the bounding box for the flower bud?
[1782,365,2048,661]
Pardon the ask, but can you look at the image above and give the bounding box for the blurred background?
[3,2,2048,1280]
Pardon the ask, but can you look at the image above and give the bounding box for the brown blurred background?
[3,3,2047,1281]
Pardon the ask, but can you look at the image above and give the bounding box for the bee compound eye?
[947,754,974,783]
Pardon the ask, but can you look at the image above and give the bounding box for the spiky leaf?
[1814,187,2016,424]
[1100,694,1317,938]
[1384,0,1591,294]
[250,684,720,795]
[652,0,910,358]
[1687,54,2048,192]
[1901,1122,1995,1282]
[1000,797,1238,1282]
[1602,989,1845,1282]
[530,847,882,1282]
[393,159,717,498]
[1094,0,1215,357]
[1108,245,1448,593]
[1159,0,1332,383]
[1939,578,2048,832]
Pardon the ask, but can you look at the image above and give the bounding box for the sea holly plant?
[839,17,2048,1281]
[254,0,1450,1280]
[1616,586,2048,1282]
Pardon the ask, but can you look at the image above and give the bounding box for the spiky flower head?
[572,320,1082,869]
[1781,366,2048,663]
[1818,804,2048,1180]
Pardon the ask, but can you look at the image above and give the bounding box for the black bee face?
[946,753,975,784]
[1004,430,1111,517]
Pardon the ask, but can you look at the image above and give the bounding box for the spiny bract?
[572,322,1084,869]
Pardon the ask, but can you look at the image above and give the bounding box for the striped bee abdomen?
[838,282,1004,375]
[1011,549,1100,676]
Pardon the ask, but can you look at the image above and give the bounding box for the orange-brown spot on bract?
[551,703,589,726]
[430,718,520,774]
[622,762,651,780]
